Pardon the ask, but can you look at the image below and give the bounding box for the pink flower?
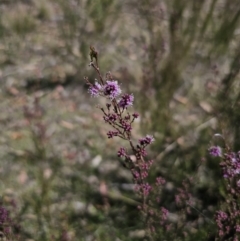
[88,82,102,97]
[209,146,222,157]
[103,80,121,99]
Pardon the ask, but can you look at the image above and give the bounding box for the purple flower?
[120,120,132,132]
[0,206,9,225]
[104,114,117,122]
[209,146,222,157]
[118,94,134,109]
[236,225,240,232]
[139,135,155,146]
[216,211,228,221]
[145,135,155,144]
[161,207,169,220]
[109,114,117,122]
[141,183,152,196]
[118,147,126,157]
[156,177,166,185]
[132,112,139,119]
[139,148,147,157]
[103,80,121,99]
[124,123,132,132]
[88,82,102,97]
[107,130,119,138]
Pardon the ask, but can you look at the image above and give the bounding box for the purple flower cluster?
[119,119,132,132]
[142,183,152,196]
[118,94,134,109]
[89,80,122,100]
[215,211,229,237]
[175,182,192,208]
[135,183,152,197]
[156,176,166,186]
[103,113,134,139]
[88,80,135,108]
[107,130,119,138]
[103,80,121,99]
[236,225,240,232]
[0,206,9,225]
[88,82,102,97]
[88,79,136,140]
[220,151,240,178]
[103,113,117,122]
[139,135,155,146]
[0,206,12,236]
[161,207,169,221]
[117,147,126,157]
[209,146,222,157]
[211,145,240,240]
[132,112,139,119]
[215,206,240,239]
[131,158,154,180]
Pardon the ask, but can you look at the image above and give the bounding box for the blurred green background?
[0,0,240,240]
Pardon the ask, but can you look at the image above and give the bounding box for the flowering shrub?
[0,204,16,240]
[85,48,169,238]
[0,205,11,231]
[86,46,240,240]
[209,145,240,240]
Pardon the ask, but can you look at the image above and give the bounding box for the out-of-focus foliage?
[0,0,240,240]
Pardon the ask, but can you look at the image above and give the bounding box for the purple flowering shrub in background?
[0,205,11,234]
[209,144,240,240]
[0,204,17,240]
